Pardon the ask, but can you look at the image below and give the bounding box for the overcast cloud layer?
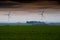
[0,8,60,23]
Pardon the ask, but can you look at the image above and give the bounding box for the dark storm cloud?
[0,0,60,3]
[0,0,60,4]
[11,0,60,3]
[0,0,60,8]
[9,0,60,4]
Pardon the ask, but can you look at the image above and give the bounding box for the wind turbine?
[8,10,11,24]
[3,10,11,24]
[40,8,45,22]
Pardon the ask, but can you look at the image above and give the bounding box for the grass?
[0,25,60,40]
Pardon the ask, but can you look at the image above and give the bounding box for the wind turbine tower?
[41,8,45,22]
[8,10,11,23]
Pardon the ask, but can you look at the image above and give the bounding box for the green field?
[0,25,60,40]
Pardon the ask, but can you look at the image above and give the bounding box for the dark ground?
[0,25,60,40]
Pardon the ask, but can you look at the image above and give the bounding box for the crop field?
[0,25,60,40]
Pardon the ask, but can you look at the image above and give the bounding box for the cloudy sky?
[0,1,60,23]
[0,8,60,23]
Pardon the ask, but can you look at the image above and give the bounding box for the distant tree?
[26,21,40,24]
[26,21,46,25]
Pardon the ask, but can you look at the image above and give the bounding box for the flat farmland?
[0,25,60,40]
